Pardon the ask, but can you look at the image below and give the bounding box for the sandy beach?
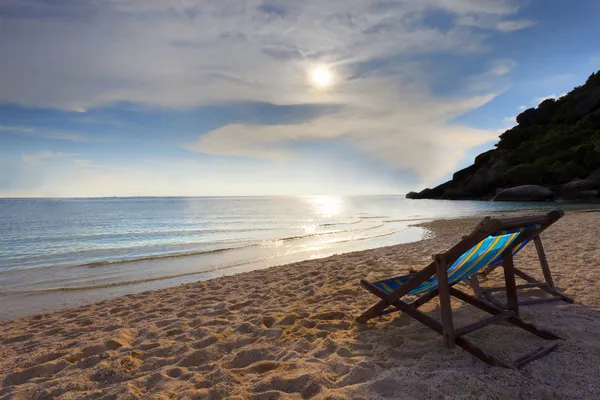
[2,212,600,399]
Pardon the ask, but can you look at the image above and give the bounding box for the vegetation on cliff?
[408,70,600,200]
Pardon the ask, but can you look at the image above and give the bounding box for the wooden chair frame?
[356,210,566,368]
[465,211,573,308]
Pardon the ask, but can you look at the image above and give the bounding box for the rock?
[557,190,599,202]
[405,191,419,199]
[562,179,600,191]
[565,86,600,123]
[516,108,537,127]
[442,187,472,199]
[462,160,509,195]
[474,149,497,166]
[587,168,600,180]
[492,185,555,202]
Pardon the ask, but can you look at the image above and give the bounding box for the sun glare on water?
[310,66,333,89]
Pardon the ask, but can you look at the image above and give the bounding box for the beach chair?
[356,210,568,368]
[464,212,573,308]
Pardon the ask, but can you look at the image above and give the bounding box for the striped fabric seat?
[373,225,543,296]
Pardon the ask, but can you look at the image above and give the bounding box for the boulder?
[492,185,555,202]
[562,178,600,191]
[557,190,599,202]
[565,86,600,123]
[463,160,509,195]
[587,167,600,180]
[442,187,472,199]
[516,108,537,127]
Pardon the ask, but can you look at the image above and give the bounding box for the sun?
[310,66,332,88]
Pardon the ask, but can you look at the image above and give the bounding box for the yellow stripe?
[461,233,517,278]
[380,282,393,293]
[449,238,486,275]
[454,235,504,279]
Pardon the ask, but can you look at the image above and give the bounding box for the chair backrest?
[413,230,525,294]
[402,210,563,296]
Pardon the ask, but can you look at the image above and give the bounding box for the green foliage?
[426,70,600,198]
[492,70,600,186]
[586,71,600,86]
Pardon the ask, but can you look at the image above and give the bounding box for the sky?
[1,0,599,197]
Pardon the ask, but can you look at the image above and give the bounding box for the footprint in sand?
[193,335,219,350]
[2,333,33,344]
[3,359,69,386]
[229,300,254,311]
[251,373,322,398]
[229,347,275,369]
[261,316,276,328]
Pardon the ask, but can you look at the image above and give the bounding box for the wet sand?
[1,212,600,399]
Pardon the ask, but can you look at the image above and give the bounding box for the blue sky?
[1,0,599,197]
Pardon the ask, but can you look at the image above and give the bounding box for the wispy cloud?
[47,132,93,142]
[0,125,36,133]
[496,20,536,32]
[188,80,500,184]
[535,92,567,105]
[21,150,80,163]
[0,125,93,142]
[0,0,528,110]
[72,159,94,167]
[488,59,517,76]
[457,15,536,32]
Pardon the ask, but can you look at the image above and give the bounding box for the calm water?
[0,196,594,318]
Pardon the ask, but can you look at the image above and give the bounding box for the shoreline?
[2,212,600,398]
[0,225,428,320]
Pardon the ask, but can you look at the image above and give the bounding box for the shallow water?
[0,196,595,318]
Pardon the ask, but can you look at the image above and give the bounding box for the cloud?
[488,59,517,76]
[46,132,93,142]
[189,78,499,184]
[0,125,36,133]
[1,0,530,188]
[503,114,517,125]
[535,92,567,105]
[72,159,94,167]
[496,19,536,32]
[0,0,526,110]
[21,150,80,163]
[457,15,535,32]
[0,125,93,142]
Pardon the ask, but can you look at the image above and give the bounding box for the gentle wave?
[1,271,221,293]
[82,244,256,268]
[2,228,408,294]
[0,222,389,272]
[318,219,361,227]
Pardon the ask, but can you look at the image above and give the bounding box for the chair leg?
[435,255,455,348]
[513,267,574,303]
[534,236,554,287]
[502,251,520,317]
[449,287,563,340]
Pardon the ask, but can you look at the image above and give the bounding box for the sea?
[0,196,594,318]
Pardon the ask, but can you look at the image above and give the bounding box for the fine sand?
[1,212,600,399]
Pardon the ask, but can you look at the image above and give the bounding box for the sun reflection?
[306,195,344,217]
